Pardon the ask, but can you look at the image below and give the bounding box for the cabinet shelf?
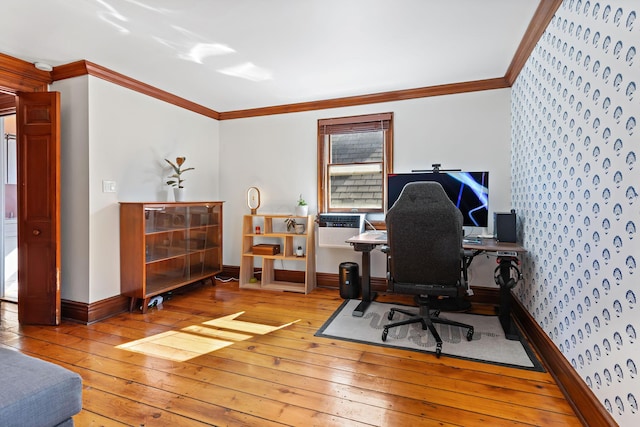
[120,201,224,312]
[243,253,308,261]
[147,246,221,264]
[146,225,219,236]
[239,214,315,293]
[248,232,308,238]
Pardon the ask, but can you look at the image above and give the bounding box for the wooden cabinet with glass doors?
[120,202,223,313]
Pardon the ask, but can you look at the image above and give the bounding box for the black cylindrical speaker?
[339,262,360,299]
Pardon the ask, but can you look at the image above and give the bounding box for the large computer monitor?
[387,171,489,227]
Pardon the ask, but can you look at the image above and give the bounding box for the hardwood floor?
[0,281,582,426]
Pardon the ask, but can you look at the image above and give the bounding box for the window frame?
[317,112,394,213]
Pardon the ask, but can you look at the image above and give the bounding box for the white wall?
[53,76,220,303]
[220,88,513,285]
[52,76,511,304]
[55,76,90,302]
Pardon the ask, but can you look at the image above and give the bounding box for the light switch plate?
[102,180,117,193]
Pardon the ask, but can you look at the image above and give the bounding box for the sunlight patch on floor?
[116,311,299,362]
[202,311,297,334]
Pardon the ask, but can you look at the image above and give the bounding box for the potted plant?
[295,194,308,216]
[284,217,297,232]
[165,156,194,202]
[284,217,306,234]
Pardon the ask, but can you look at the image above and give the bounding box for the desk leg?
[351,243,377,317]
[498,258,519,340]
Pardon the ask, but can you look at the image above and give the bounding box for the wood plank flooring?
[0,281,582,426]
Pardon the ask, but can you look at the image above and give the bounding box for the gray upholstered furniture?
[383,181,474,357]
[0,347,82,427]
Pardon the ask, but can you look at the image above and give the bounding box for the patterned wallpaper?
[511,1,638,424]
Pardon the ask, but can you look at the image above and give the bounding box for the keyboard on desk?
[463,237,482,244]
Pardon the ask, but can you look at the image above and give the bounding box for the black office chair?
[383,182,474,357]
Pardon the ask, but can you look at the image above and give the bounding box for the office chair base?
[429,296,472,312]
[381,303,474,358]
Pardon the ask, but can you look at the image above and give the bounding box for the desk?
[462,238,527,340]
[346,231,526,340]
[345,231,388,317]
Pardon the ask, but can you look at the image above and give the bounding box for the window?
[318,113,393,213]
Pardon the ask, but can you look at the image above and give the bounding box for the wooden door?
[16,91,61,325]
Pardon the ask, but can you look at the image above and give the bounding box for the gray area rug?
[316,299,544,371]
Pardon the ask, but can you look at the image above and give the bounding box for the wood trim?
[315,271,340,288]
[59,269,386,323]
[466,286,501,306]
[511,292,616,427]
[318,112,394,126]
[60,299,90,324]
[315,271,389,292]
[51,60,221,120]
[47,59,86,81]
[61,295,129,324]
[46,59,510,123]
[505,0,563,85]
[0,53,51,94]
[224,265,386,291]
[316,112,394,213]
[221,265,240,279]
[0,94,15,116]
[219,78,510,120]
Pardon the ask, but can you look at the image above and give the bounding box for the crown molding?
[51,58,509,121]
[219,78,511,120]
[47,58,510,121]
[505,0,563,85]
[52,60,220,120]
[0,53,51,94]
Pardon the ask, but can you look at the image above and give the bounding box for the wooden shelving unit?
[120,201,223,312]
[239,214,316,293]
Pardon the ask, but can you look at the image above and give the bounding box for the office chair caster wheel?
[466,328,474,341]
[382,328,389,342]
[387,309,396,321]
[435,343,442,358]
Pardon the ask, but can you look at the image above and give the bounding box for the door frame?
[0,54,59,323]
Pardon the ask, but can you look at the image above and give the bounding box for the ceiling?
[1,0,542,113]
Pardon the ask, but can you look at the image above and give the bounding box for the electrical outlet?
[102,180,117,193]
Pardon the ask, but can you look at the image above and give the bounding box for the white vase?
[173,187,186,202]
[295,205,308,216]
